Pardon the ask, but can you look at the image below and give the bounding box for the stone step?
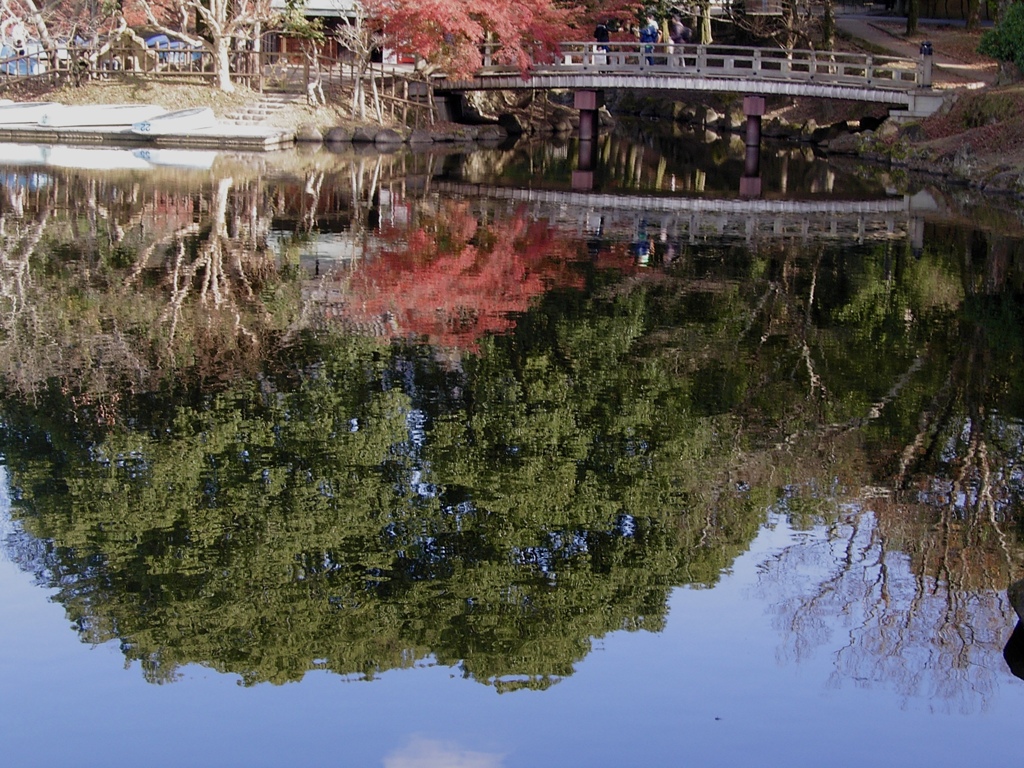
[224,94,303,124]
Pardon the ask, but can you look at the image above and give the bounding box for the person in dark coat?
[669,13,691,45]
[593,20,611,65]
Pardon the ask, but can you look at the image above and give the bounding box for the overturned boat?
[0,102,63,125]
[38,103,166,127]
[132,107,217,135]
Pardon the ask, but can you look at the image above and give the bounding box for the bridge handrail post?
[696,44,706,73]
[752,48,761,78]
[919,41,933,88]
[780,48,792,78]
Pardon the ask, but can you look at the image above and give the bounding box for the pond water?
[2,127,1024,767]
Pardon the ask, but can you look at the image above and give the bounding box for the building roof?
[270,0,361,16]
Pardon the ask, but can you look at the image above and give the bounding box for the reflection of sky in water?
[0,466,10,560]
[384,737,505,768]
[3,508,1024,767]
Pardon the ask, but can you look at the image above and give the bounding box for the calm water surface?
[1,130,1023,766]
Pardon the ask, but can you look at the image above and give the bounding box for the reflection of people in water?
[633,218,654,266]
[634,235,654,266]
[586,213,605,258]
[1003,579,1024,679]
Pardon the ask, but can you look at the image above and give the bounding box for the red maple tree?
[364,0,578,78]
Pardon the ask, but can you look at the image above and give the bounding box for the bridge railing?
[545,42,921,90]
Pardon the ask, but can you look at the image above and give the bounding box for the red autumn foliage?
[339,202,586,349]
[364,0,578,78]
[576,0,645,30]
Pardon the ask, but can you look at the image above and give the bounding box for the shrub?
[979,2,1024,69]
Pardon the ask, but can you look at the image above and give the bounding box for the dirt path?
[836,14,997,88]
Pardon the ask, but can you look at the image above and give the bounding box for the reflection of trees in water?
[3,158,1024,697]
[312,199,589,348]
[753,225,1024,712]
[0,158,420,400]
[759,505,1012,713]
[1,321,761,689]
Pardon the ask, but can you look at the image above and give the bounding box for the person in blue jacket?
[639,16,661,65]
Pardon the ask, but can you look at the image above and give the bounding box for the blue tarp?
[0,41,47,75]
[144,35,202,65]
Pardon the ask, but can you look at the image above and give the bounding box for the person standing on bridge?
[639,16,661,65]
[594,20,610,65]
[668,10,691,66]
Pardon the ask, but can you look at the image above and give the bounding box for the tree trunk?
[966,0,981,29]
[214,34,234,92]
[21,0,56,56]
[700,2,713,44]
[253,21,263,92]
[370,64,383,123]
[906,0,919,36]
[353,71,366,119]
[822,0,836,50]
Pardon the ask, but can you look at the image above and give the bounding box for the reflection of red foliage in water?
[344,203,585,348]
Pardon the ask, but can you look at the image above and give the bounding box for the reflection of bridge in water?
[429,182,934,247]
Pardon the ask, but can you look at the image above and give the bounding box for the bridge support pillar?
[575,90,604,142]
[433,94,457,123]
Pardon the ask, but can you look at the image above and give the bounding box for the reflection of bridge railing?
[430,182,916,244]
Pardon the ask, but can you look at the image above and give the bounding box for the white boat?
[0,102,63,125]
[131,107,217,135]
[38,104,166,128]
[131,147,218,170]
[0,142,48,166]
[43,145,153,171]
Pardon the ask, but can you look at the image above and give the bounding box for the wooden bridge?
[433,42,944,120]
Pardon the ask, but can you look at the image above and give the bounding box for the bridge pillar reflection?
[910,216,925,257]
[573,137,599,191]
[575,90,603,142]
[740,95,766,198]
[573,90,603,191]
[743,94,765,148]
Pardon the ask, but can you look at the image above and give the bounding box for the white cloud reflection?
[383,736,504,768]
